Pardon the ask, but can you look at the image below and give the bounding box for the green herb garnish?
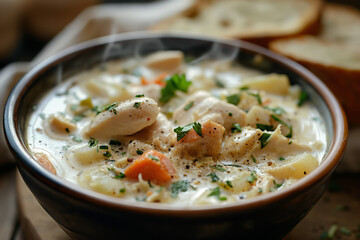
[271,114,293,138]
[273,180,283,189]
[211,165,226,172]
[114,172,126,179]
[135,94,144,98]
[208,172,219,182]
[160,74,191,103]
[109,140,121,146]
[174,122,202,141]
[103,151,112,158]
[226,94,240,105]
[133,102,141,109]
[226,181,233,188]
[97,102,118,115]
[251,155,257,163]
[298,91,308,106]
[171,180,189,198]
[256,123,273,131]
[208,187,227,201]
[184,101,194,111]
[119,188,126,193]
[99,145,108,150]
[249,92,262,105]
[136,149,143,155]
[264,106,286,115]
[215,78,225,88]
[259,133,271,148]
[39,113,46,120]
[228,112,233,117]
[148,154,159,161]
[247,172,257,183]
[231,123,242,133]
[88,138,99,147]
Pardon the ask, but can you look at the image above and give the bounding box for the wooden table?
[0,165,359,240]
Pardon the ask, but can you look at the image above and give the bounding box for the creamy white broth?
[27,51,326,205]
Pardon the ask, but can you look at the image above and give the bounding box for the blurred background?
[0,0,359,69]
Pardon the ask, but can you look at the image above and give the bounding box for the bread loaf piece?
[269,4,360,124]
[150,0,323,47]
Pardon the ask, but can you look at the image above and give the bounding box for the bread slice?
[150,0,323,46]
[269,4,360,124]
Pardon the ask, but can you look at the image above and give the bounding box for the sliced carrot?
[153,72,167,86]
[124,150,176,185]
[141,76,148,85]
[180,121,224,143]
[34,153,56,174]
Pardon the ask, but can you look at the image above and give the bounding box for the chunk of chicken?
[173,120,225,158]
[119,113,177,151]
[173,91,246,130]
[85,97,159,139]
[144,51,184,73]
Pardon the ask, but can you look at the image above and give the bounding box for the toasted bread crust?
[269,3,360,123]
[150,0,323,47]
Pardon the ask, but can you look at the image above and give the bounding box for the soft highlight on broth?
[26,50,326,206]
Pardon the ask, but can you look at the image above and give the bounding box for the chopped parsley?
[224,164,241,168]
[279,157,285,161]
[114,172,125,179]
[226,181,233,188]
[207,172,219,182]
[184,101,194,111]
[103,151,112,158]
[65,128,70,133]
[174,122,202,141]
[264,106,286,115]
[171,180,189,198]
[231,123,242,133]
[136,149,143,155]
[228,112,233,117]
[249,92,262,105]
[133,102,141,109]
[273,180,283,189]
[215,78,225,88]
[259,132,271,148]
[88,138,99,147]
[97,102,118,115]
[240,86,249,91]
[109,140,121,146]
[247,172,257,183]
[208,187,227,201]
[160,74,191,103]
[119,188,126,193]
[298,91,308,106]
[256,123,273,131]
[135,94,144,98]
[271,114,293,138]
[99,145,108,150]
[210,165,226,172]
[148,154,159,161]
[251,155,257,163]
[226,94,240,105]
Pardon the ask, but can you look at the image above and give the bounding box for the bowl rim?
[4,32,348,217]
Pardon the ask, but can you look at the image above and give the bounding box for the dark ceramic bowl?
[4,33,347,240]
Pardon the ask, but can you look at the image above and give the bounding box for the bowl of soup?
[4,33,347,239]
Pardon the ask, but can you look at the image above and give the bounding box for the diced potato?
[85,97,160,139]
[265,153,318,179]
[46,114,77,134]
[242,74,290,95]
[144,51,184,72]
[246,105,272,128]
[78,167,125,196]
[66,144,111,168]
[221,171,253,194]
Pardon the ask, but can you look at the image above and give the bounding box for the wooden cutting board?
[17,171,359,240]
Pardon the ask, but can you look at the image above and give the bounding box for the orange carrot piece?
[180,121,223,143]
[124,150,176,185]
[141,76,148,85]
[153,72,167,86]
[34,153,56,174]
